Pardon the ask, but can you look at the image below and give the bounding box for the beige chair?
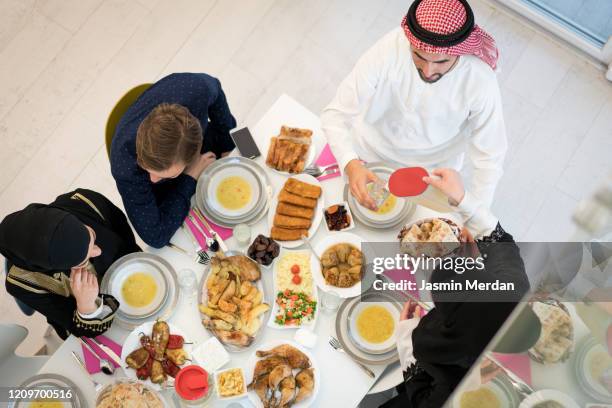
[0,324,49,386]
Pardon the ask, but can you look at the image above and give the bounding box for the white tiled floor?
[0,0,610,366]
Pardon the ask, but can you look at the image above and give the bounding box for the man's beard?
[417,69,443,84]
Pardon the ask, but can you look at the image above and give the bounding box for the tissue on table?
[192,337,230,372]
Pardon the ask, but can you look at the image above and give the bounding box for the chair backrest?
[105,83,152,158]
[0,324,28,362]
[0,324,49,387]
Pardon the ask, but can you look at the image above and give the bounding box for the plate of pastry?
[268,175,324,248]
[265,126,318,175]
[244,340,320,408]
[398,217,462,258]
[312,232,365,298]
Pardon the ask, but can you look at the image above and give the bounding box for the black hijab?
[0,189,140,277]
[412,241,530,368]
[0,205,90,273]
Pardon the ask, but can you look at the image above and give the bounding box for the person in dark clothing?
[381,169,530,408]
[110,73,237,248]
[0,189,140,339]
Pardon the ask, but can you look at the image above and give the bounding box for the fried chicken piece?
[250,356,289,384]
[276,202,314,219]
[268,364,292,389]
[270,227,308,241]
[294,368,314,403]
[277,375,296,408]
[227,255,261,281]
[211,328,254,348]
[273,214,312,230]
[278,190,317,209]
[256,345,311,369]
[250,373,271,408]
[283,178,322,199]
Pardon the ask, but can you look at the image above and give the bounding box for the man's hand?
[400,299,422,321]
[345,159,380,210]
[185,152,217,180]
[422,168,465,205]
[70,267,99,315]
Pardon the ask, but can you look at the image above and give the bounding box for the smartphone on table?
[230,127,261,159]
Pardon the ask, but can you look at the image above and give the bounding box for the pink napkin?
[492,352,532,385]
[189,209,233,241]
[314,144,341,181]
[184,217,208,249]
[383,267,420,301]
[81,336,122,374]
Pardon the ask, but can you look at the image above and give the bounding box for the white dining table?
[36,94,448,407]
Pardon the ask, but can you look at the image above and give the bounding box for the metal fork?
[71,351,104,393]
[329,336,375,378]
[303,163,340,178]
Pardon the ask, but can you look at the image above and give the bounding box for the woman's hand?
[422,168,465,205]
[345,159,380,210]
[70,267,99,315]
[400,299,422,321]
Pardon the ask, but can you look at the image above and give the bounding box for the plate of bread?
[267,175,324,248]
[265,126,316,175]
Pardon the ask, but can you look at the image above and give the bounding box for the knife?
[88,337,124,368]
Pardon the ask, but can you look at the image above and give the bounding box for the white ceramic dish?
[199,251,269,352]
[268,249,320,330]
[244,339,320,408]
[214,367,248,401]
[313,232,365,298]
[347,302,400,354]
[267,174,325,249]
[110,261,167,318]
[261,127,325,176]
[518,389,580,408]
[452,377,517,408]
[207,166,261,218]
[95,378,170,407]
[574,336,612,402]
[121,321,193,391]
[323,201,355,233]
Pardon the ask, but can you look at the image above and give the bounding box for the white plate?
[199,252,269,352]
[313,232,365,298]
[267,174,325,249]
[214,367,248,401]
[121,321,193,391]
[583,343,612,397]
[207,166,261,217]
[323,201,355,233]
[244,339,320,408]
[268,249,320,330]
[518,389,580,408]
[109,260,167,318]
[452,378,514,408]
[261,128,325,176]
[348,302,399,353]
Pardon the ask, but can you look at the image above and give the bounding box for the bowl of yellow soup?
[347,302,400,354]
[207,167,260,218]
[111,261,168,318]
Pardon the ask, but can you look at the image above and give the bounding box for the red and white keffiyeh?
[402,0,499,70]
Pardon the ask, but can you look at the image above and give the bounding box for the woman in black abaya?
[0,189,140,339]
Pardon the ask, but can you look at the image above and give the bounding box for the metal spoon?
[78,337,115,375]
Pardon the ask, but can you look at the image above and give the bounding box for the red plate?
[388,167,429,197]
